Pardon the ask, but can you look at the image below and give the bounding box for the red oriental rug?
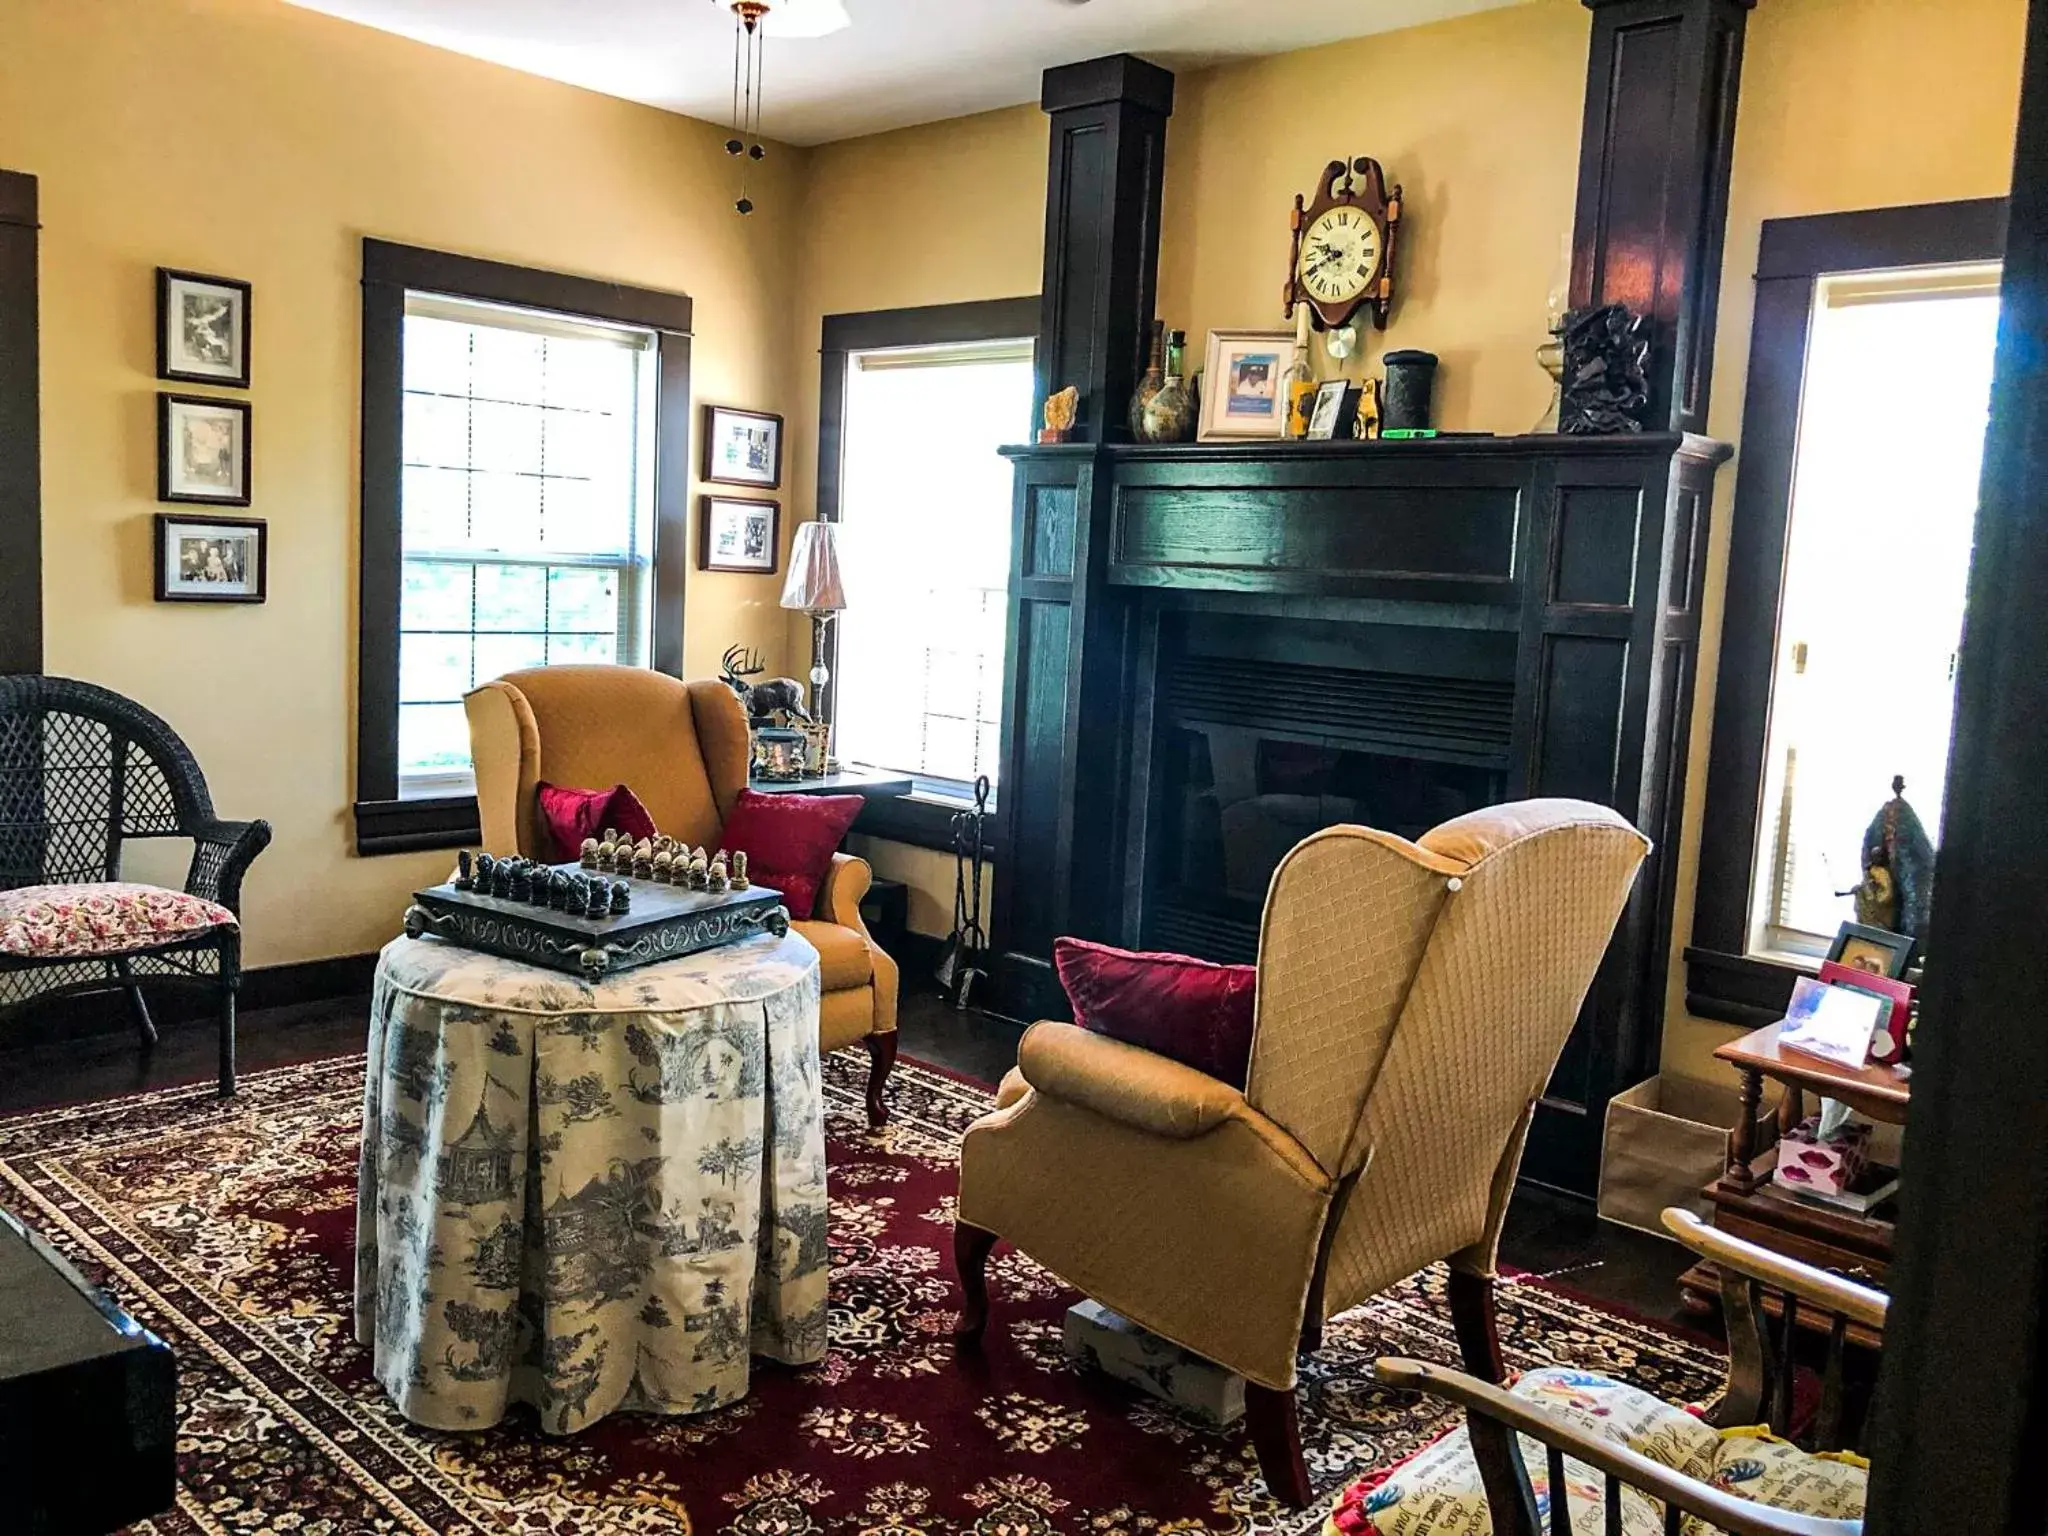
[0,1052,1724,1535]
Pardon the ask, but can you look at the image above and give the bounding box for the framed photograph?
[154,514,266,603]
[702,405,784,489]
[158,393,251,505]
[1306,380,1360,441]
[1825,920,1916,980]
[1819,960,1914,1065]
[157,268,251,388]
[699,496,780,574]
[1198,329,1294,441]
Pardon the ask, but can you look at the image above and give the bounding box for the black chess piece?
[531,867,554,908]
[582,878,608,919]
[609,880,631,915]
[455,850,474,891]
[489,857,512,899]
[548,871,571,910]
[508,861,532,903]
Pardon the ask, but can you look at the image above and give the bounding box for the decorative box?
[404,865,789,980]
[1771,1114,1872,1199]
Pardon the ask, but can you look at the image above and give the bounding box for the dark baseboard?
[0,951,377,1051]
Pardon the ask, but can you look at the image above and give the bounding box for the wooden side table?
[1677,1022,1910,1345]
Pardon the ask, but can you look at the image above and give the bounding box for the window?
[396,296,658,790]
[832,338,1035,794]
[1749,267,2000,955]
[1689,199,2007,1021]
[354,241,690,855]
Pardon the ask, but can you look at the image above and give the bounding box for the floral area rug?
[0,1052,1724,1535]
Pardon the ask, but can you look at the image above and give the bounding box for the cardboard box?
[1598,1075,1777,1236]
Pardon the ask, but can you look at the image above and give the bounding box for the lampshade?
[780,520,847,613]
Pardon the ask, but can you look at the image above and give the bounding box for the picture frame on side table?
[157,268,251,388]
[158,393,252,506]
[699,496,780,574]
[1197,329,1294,441]
[154,513,266,604]
[702,405,784,489]
[1825,920,1916,980]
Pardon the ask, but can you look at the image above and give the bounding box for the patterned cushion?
[0,882,236,959]
[1325,1369,1863,1536]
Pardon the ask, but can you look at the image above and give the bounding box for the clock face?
[1298,205,1383,307]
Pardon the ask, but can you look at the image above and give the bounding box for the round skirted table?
[353,928,828,1434]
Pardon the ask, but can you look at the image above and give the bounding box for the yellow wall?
[1,0,806,968]
[1662,0,2026,1083]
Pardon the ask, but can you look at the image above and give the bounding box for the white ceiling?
[284,0,1531,146]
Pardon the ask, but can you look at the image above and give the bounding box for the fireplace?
[1139,613,1512,961]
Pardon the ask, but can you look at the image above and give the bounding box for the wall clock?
[1285,157,1402,331]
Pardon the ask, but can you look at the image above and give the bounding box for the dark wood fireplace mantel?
[993,431,1728,1193]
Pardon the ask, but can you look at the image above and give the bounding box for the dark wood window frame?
[0,169,40,676]
[815,296,1039,853]
[1686,198,2008,1025]
[353,239,693,856]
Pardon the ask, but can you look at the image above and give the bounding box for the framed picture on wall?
[702,405,783,489]
[157,268,252,388]
[1198,329,1294,441]
[154,513,266,603]
[158,393,251,505]
[699,496,780,574]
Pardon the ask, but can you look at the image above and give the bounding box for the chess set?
[402,831,789,980]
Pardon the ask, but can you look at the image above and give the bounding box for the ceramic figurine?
[580,838,599,869]
[609,879,631,915]
[454,850,475,891]
[731,850,749,889]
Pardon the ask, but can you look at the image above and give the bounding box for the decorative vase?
[1381,349,1439,432]
[1132,324,1197,443]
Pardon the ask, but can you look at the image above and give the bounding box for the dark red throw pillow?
[716,788,863,921]
[536,782,658,863]
[1053,936,1258,1089]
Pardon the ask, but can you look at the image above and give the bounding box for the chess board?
[404,864,791,979]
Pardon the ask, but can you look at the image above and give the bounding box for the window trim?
[815,297,1038,852]
[1686,198,2007,1024]
[0,169,39,675]
[353,239,692,855]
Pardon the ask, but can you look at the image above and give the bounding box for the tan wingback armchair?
[464,665,900,1123]
[953,800,1649,1506]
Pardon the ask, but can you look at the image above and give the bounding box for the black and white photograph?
[154,513,266,603]
[157,268,252,387]
[698,496,780,574]
[702,404,784,489]
[158,393,252,505]
[1307,379,1361,440]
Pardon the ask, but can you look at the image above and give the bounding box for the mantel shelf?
[1004,432,1731,467]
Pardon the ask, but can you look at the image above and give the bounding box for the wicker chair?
[0,676,270,1094]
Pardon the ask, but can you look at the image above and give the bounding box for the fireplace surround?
[991,433,1729,1192]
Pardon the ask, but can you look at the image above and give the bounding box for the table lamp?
[780,519,847,769]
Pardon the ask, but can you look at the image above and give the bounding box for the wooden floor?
[0,975,1699,1332]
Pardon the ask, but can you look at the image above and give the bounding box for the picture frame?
[702,405,784,490]
[1306,380,1360,441]
[154,513,266,604]
[158,393,252,505]
[698,496,781,574]
[1819,960,1914,1065]
[1197,329,1294,441]
[1825,920,1916,980]
[156,268,251,388]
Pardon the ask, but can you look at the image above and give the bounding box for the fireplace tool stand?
[936,775,992,1010]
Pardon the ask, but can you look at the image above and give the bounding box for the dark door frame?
[1864,2,2048,1529]
[0,169,39,676]
[1685,197,2007,1026]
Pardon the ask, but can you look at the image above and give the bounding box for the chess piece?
[505,861,529,903]
[549,871,573,910]
[652,850,673,884]
[730,850,749,889]
[454,850,475,891]
[609,879,631,915]
[602,827,619,846]
[580,838,599,869]
[708,852,729,893]
[597,837,617,869]
[688,854,709,890]
[489,857,512,900]
[579,877,605,919]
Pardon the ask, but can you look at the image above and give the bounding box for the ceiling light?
[713,0,850,212]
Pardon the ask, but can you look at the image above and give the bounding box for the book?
[1783,1165,1901,1216]
[1777,975,1887,1069]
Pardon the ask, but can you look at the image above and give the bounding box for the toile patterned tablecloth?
[354,928,828,1435]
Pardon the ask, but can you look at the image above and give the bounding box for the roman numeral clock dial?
[1285,157,1402,331]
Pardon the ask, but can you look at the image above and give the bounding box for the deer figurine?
[720,644,812,727]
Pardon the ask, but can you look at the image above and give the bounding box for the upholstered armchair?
[464,665,900,1123]
[954,800,1649,1506]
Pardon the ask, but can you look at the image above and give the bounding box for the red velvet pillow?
[1053,936,1258,1089]
[535,782,658,863]
[716,788,863,921]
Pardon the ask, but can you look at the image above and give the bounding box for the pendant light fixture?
[712,0,851,214]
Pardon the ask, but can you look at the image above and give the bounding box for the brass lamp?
[780,520,848,770]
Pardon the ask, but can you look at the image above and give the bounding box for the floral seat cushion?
[1326,1368,1867,1536]
[0,882,236,959]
